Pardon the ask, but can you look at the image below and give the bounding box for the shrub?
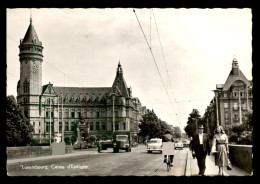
[64,137,71,145]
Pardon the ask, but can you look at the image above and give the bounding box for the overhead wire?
[133,9,178,119]
[151,9,177,103]
[7,34,83,87]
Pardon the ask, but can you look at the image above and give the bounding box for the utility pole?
[112,94,115,132]
[49,98,51,145]
[61,94,64,142]
[213,90,220,127]
[238,88,242,124]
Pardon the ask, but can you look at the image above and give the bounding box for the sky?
[6,8,252,132]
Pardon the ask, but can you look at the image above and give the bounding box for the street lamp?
[49,97,52,145]
[213,90,220,127]
[247,84,252,111]
[110,93,116,132]
[238,88,242,124]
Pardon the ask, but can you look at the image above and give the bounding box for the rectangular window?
[242,102,246,109]
[240,91,244,97]
[234,92,237,97]
[96,122,100,131]
[46,122,50,132]
[65,122,69,131]
[97,112,100,118]
[102,122,106,130]
[234,102,238,110]
[224,103,228,109]
[51,111,54,117]
[115,123,119,131]
[224,93,227,97]
[46,111,49,117]
[71,112,75,118]
[123,123,126,130]
[59,122,62,132]
[59,111,62,118]
[225,112,228,119]
[234,114,238,121]
[78,112,81,118]
[90,122,94,131]
[65,111,69,118]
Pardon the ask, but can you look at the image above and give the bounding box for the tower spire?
[232,55,239,75]
[30,9,32,24]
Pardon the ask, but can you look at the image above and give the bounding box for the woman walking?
[211,125,229,176]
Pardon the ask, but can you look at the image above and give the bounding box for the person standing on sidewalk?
[191,124,211,176]
[210,125,229,176]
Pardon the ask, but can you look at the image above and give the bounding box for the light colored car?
[147,138,162,153]
[174,141,183,149]
[183,140,190,147]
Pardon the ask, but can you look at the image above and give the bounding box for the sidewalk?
[7,148,99,165]
[185,150,251,176]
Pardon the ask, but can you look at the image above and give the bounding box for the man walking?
[191,124,210,176]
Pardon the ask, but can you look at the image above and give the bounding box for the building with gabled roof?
[206,57,253,135]
[16,18,144,145]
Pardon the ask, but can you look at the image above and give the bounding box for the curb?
[7,150,99,165]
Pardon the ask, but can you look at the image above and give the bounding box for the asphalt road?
[7,145,189,176]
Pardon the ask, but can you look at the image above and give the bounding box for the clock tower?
[17,17,44,118]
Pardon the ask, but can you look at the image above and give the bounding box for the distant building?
[204,57,253,136]
[16,18,145,144]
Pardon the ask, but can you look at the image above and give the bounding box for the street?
[7,145,189,176]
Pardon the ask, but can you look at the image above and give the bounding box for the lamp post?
[247,84,252,111]
[213,90,220,127]
[49,98,52,145]
[238,88,242,124]
[110,93,116,132]
[61,94,64,143]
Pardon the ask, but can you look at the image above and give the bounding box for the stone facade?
[204,58,253,136]
[17,19,145,144]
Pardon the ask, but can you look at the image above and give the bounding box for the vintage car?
[174,140,183,149]
[183,139,190,147]
[147,138,163,153]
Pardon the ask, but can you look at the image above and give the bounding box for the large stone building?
[17,18,145,144]
[204,57,253,136]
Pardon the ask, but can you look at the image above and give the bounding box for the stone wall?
[228,144,252,174]
[7,145,74,160]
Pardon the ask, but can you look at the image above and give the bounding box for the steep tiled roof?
[222,69,251,91]
[52,86,111,99]
[112,63,130,98]
[21,21,41,45]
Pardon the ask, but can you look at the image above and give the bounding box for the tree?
[138,109,172,139]
[64,137,71,145]
[6,95,33,146]
[229,111,253,145]
[184,109,201,137]
[70,122,78,144]
[172,126,182,138]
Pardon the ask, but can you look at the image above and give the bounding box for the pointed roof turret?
[232,56,239,75]
[112,62,130,98]
[21,17,42,45]
[222,57,251,91]
[117,61,123,76]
